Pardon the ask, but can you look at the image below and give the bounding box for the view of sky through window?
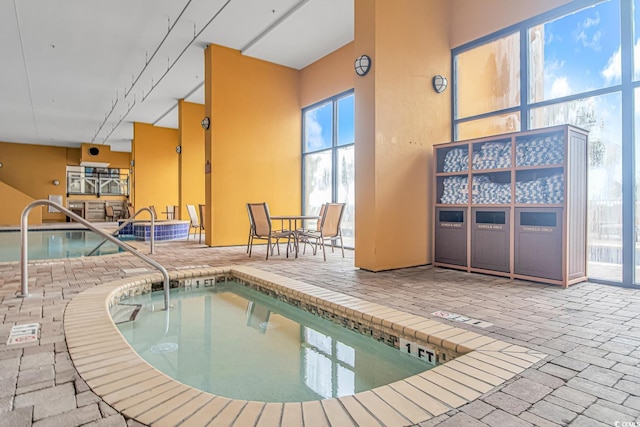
[538,0,621,101]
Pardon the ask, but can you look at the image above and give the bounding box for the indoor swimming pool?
[0,229,122,262]
[114,280,431,402]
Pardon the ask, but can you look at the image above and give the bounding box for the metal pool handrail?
[19,200,171,310]
[87,207,156,256]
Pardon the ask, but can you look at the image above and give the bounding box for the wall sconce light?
[201,117,210,130]
[354,55,371,77]
[176,145,182,154]
[432,75,448,93]
[52,179,60,186]
[0,162,3,168]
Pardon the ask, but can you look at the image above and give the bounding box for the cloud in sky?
[575,12,602,51]
[583,14,600,28]
[305,110,325,151]
[550,76,572,98]
[601,46,621,84]
[601,40,640,83]
[576,29,603,51]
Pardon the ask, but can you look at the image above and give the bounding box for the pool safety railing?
[87,207,157,256]
[19,200,171,310]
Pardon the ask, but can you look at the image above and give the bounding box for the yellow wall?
[205,44,301,246]
[74,146,130,169]
[177,100,206,221]
[0,141,131,225]
[0,181,41,226]
[449,0,573,47]
[0,142,70,223]
[131,123,179,217]
[354,0,451,271]
[300,42,354,107]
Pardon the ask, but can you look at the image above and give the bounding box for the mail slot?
[471,208,509,272]
[514,208,563,280]
[434,208,467,266]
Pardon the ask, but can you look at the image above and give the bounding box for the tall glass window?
[453,0,639,286]
[456,32,521,120]
[634,0,640,282]
[302,91,355,247]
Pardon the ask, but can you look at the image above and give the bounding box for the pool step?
[112,303,142,324]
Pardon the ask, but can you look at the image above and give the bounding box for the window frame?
[301,89,355,243]
[452,0,638,287]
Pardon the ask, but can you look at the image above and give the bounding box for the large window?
[453,0,638,286]
[302,91,355,247]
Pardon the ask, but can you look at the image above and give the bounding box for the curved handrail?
[20,200,170,310]
[87,207,156,256]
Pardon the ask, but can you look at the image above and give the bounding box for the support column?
[354,0,451,271]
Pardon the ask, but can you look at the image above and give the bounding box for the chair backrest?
[317,204,327,229]
[127,206,134,218]
[166,205,174,218]
[105,205,114,218]
[320,203,345,237]
[186,204,199,227]
[247,203,272,237]
[198,204,205,229]
[149,205,157,219]
[246,203,255,233]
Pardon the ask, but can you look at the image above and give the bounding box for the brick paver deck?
[1,236,640,426]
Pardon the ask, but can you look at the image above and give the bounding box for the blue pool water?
[114,280,431,402]
[0,229,122,262]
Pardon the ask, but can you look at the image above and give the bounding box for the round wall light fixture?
[354,54,371,77]
[201,117,210,130]
[52,179,60,186]
[88,146,100,156]
[432,75,448,93]
[176,145,182,154]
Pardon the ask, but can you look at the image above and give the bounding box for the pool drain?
[150,342,179,353]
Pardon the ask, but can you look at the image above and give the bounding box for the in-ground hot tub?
[117,219,190,241]
[64,266,546,426]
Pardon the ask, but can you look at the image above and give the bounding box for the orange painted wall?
[0,141,71,223]
[449,0,573,48]
[0,182,41,226]
[299,42,354,108]
[178,100,205,221]
[354,0,451,271]
[131,123,179,217]
[76,146,130,169]
[0,141,131,225]
[205,44,300,246]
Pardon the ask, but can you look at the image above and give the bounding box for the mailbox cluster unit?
[433,124,588,287]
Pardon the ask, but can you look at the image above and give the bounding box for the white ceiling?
[0,0,354,152]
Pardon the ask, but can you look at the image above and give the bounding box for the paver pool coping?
[64,265,547,426]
